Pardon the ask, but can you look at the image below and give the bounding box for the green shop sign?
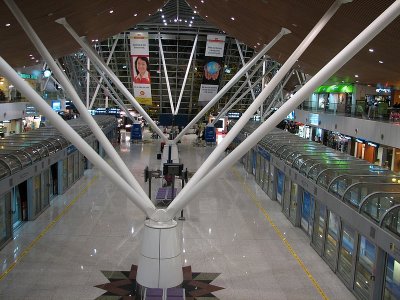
[314,84,353,93]
[18,73,38,80]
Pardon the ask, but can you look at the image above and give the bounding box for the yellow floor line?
[231,167,329,300]
[0,175,98,282]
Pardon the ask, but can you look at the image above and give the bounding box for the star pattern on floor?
[95,264,224,299]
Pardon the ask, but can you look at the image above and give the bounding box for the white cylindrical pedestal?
[136,219,183,288]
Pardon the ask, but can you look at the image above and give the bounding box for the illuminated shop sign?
[18,73,38,80]
[227,112,241,119]
[309,113,319,126]
[286,111,295,120]
[376,88,391,93]
[314,84,353,94]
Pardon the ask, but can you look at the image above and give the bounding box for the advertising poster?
[199,35,226,106]
[129,31,152,105]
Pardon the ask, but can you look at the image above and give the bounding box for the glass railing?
[298,100,399,122]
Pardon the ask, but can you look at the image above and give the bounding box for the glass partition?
[361,193,400,224]
[316,168,391,188]
[382,205,400,238]
[343,183,400,210]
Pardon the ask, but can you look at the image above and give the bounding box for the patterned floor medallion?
[95,265,224,299]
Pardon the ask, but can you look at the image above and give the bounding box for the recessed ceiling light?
[292,23,297,27]
[148,13,151,16]
[192,16,194,19]
[369,48,374,52]
[356,80,359,83]
[5,23,11,27]
[189,24,192,27]
[231,17,235,21]
[161,15,164,18]
[109,10,114,14]
[205,15,208,18]
[201,0,204,3]
[379,60,384,64]
[134,13,138,17]
[194,10,197,13]
[355,74,359,77]
[257,42,260,46]
[29,54,33,57]
[36,60,39,62]
[194,6,197,8]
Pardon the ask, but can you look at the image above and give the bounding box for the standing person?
[133,56,151,84]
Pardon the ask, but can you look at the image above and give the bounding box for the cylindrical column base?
[136,219,182,288]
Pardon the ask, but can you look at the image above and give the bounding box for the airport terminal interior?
[0,0,400,299]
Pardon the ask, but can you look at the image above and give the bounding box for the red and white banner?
[129,31,152,105]
[199,35,226,106]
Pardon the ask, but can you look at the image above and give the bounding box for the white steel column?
[262,71,294,119]
[158,34,175,114]
[173,28,290,143]
[164,0,400,220]
[174,34,198,115]
[86,57,90,108]
[235,40,256,101]
[0,57,156,216]
[260,58,267,120]
[212,60,274,125]
[165,0,351,219]
[213,66,275,124]
[3,0,151,202]
[56,18,168,142]
[89,35,119,109]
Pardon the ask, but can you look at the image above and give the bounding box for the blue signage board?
[257,145,270,160]
[205,126,216,143]
[130,123,142,141]
[67,145,77,155]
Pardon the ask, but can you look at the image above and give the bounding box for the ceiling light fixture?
[369,48,374,52]
[5,23,11,27]
[379,60,384,64]
[231,17,235,21]
[109,10,114,14]
[355,74,359,78]
[134,13,138,17]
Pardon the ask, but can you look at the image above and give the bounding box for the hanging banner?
[129,31,152,105]
[199,35,226,106]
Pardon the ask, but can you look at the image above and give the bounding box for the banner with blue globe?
[199,35,226,105]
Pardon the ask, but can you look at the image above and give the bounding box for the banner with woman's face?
[129,32,152,105]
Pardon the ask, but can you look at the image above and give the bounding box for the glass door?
[323,210,340,269]
[267,166,274,199]
[262,159,270,193]
[301,191,315,235]
[289,182,298,225]
[0,192,11,246]
[354,235,376,300]
[312,201,326,254]
[384,254,400,300]
[337,222,355,287]
[276,170,284,204]
[283,176,291,217]
[42,170,50,210]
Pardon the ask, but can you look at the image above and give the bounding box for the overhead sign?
[314,84,353,94]
[199,35,226,106]
[130,31,152,105]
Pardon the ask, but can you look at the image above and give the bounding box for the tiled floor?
[0,137,356,299]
